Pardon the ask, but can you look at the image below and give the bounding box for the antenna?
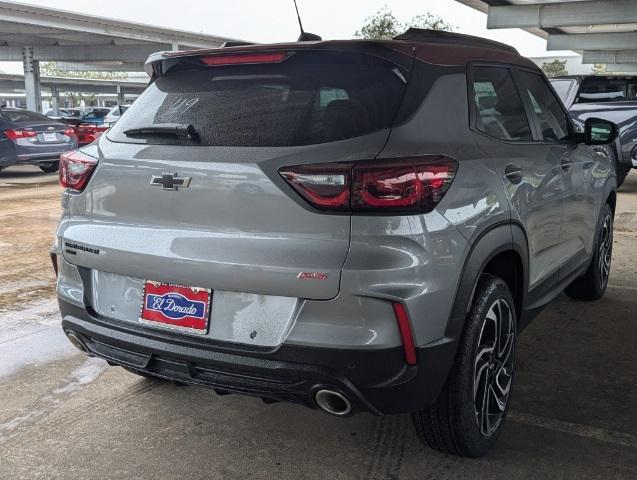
[292,0,322,42]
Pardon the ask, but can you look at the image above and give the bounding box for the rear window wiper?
[123,123,199,141]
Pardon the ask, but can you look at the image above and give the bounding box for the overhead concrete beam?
[56,62,146,72]
[0,1,232,48]
[0,44,168,62]
[605,64,637,73]
[487,0,637,29]
[0,72,147,95]
[548,33,637,51]
[582,50,637,65]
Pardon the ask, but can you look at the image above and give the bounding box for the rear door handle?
[504,164,522,184]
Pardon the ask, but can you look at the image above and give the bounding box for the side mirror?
[582,117,617,146]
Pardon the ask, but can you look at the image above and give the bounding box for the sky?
[1,0,574,74]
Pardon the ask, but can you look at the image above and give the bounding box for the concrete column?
[50,85,60,116]
[22,46,42,112]
[116,85,125,105]
[171,39,179,51]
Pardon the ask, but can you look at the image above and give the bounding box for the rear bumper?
[59,297,457,415]
[16,152,66,164]
[15,143,76,164]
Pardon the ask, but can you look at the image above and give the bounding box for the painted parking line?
[608,284,637,291]
[509,412,637,450]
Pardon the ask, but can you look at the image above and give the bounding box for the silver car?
[53,29,618,457]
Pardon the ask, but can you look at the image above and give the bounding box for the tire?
[565,203,613,301]
[412,275,517,457]
[617,163,631,189]
[39,161,59,173]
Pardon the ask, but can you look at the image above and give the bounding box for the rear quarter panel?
[344,70,511,347]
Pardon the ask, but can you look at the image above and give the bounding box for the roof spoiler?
[221,40,256,48]
[393,28,518,55]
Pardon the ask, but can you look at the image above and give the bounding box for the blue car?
[64,107,111,126]
[0,108,78,173]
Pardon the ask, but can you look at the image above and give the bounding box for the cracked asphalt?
[1,165,637,479]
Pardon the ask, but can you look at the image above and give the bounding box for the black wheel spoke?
[597,215,613,289]
[480,376,490,434]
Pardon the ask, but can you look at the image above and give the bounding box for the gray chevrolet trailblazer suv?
[53,29,618,457]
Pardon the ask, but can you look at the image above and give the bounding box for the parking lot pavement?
[1,170,637,479]
[0,165,59,187]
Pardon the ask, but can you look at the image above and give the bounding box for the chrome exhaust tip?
[315,389,352,417]
[65,331,88,354]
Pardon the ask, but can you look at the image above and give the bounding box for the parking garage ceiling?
[456,0,637,71]
[0,73,147,94]
[0,0,238,66]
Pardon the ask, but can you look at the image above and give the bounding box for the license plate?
[140,281,211,335]
[42,132,58,142]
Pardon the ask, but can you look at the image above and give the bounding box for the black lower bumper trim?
[59,298,458,415]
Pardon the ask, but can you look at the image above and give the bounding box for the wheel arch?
[606,189,617,213]
[446,222,529,341]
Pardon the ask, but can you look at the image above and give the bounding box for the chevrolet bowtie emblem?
[150,173,191,190]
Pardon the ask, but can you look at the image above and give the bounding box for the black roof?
[394,28,518,55]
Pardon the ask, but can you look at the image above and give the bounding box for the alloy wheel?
[473,297,515,437]
[598,214,613,290]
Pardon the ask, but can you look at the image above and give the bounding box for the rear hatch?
[14,120,71,145]
[61,46,412,300]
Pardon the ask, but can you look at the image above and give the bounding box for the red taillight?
[59,150,98,192]
[279,156,456,213]
[200,52,287,66]
[392,302,417,365]
[63,128,77,138]
[5,129,37,141]
[50,252,59,277]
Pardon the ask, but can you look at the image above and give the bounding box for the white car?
[104,105,129,125]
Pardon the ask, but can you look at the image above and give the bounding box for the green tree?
[540,59,568,78]
[410,12,454,32]
[592,63,607,75]
[40,61,127,80]
[354,6,453,40]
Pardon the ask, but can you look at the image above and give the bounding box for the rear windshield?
[577,77,637,103]
[0,109,50,122]
[108,52,407,147]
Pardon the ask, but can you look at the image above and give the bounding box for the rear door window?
[517,71,570,141]
[471,66,532,141]
[108,52,408,147]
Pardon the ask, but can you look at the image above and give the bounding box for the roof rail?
[393,28,518,55]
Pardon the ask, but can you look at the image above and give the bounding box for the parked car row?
[0,104,129,173]
[44,107,111,125]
